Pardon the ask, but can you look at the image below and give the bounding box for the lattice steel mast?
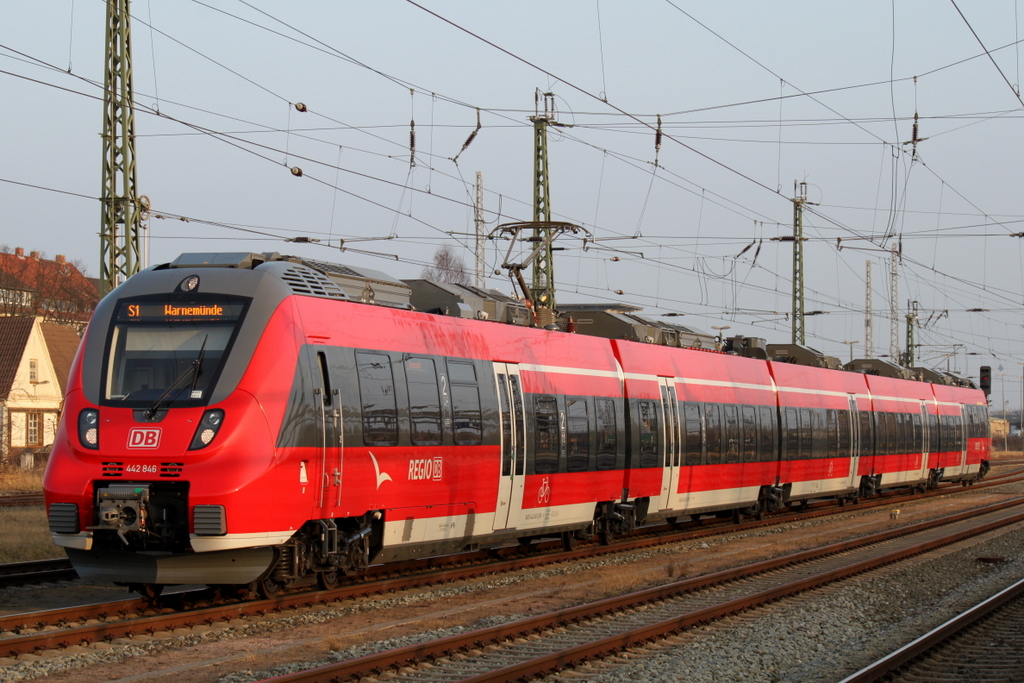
[100,0,142,296]
[474,172,485,289]
[529,92,560,309]
[791,182,808,345]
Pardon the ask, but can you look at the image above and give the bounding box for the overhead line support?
[100,0,142,296]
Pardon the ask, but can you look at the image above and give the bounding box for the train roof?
[145,252,980,392]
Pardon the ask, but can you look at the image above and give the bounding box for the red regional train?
[43,252,992,596]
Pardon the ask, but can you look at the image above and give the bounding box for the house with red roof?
[0,247,99,328]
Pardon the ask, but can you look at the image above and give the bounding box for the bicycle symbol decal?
[537,477,551,505]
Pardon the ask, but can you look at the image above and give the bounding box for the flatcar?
[43,252,992,596]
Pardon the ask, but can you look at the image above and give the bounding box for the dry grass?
[0,506,64,562]
[0,465,44,492]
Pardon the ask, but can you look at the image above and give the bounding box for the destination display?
[117,300,246,322]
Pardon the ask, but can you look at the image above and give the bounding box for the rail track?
[839,575,1024,683]
[0,558,76,588]
[1,495,1022,668]
[0,492,43,507]
[256,498,1024,683]
[3,469,1019,592]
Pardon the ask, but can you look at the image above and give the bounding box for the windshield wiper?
[144,335,208,419]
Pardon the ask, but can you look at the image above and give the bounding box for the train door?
[955,404,969,476]
[920,402,933,478]
[492,363,526,532]
[315,350,342,513]
[846,395,860,492]
[657,378,681,511]
[916,401,931,483]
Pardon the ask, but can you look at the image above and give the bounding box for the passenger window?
[406,357,442,446]
[684,402,703,466]
[827,410,838,459]
[741,406,757,463]
[638,400,660,468]
[534,395,559,474]
[799,408,813,460]
[447,360,481,446]
[357,351,398,446]
[759,406,775,461]
[705,404,722,464]
[595,398,618,471]
[566,397,590,472]
[723,405,740,464]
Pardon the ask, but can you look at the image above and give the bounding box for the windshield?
[104,298,247,406]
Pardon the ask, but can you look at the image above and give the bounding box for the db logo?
[127,427,162,449]
[537,477,551,505]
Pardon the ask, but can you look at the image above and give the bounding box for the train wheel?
[599,527,614,545]
[317,570,340,591]
[561,532,579,552]
[258,576,284,599]
[690,514,703,525]
[731,508,742,525]
[132,583,163,600]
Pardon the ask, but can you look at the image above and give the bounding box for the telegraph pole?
[529,92,561,309]
[791,181,808,345]
[100,0,142,296]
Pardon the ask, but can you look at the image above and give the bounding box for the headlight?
[189,409,225,450]
[78,409,99,449]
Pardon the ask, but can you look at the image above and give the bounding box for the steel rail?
[2,479,1020,657]
[0,492,44,507]
[838,575,1024,683]
[255,498,1024,683]
[0,558,76,587]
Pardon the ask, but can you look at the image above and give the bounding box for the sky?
[2,1,1024,409]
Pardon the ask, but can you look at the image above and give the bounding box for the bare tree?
[421,245,471,286]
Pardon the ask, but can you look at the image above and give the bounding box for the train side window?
[875,413,888,455]
[534,395,559,474]
[911,413,922,452]
[723,405,740,464]
[566,397,590,472]
[317,352,332,407]
[784,407,799,460]
[758,406,775,461]
[887,413,898,453]
[357,351,399,446]
[451,384,482,446]
[447,361,476,384]
[826,410,838,459]
[705,404,722,465]
[447,360,481,446]
[741,405,757,463]
[859,412,874,458]
[811,409,827,458]
[683,402,703,466]
[497,376,513,477]
[595,398,618,471]
[837,410,850,458]
[799,408,813,460]
[891,413,900,454]
[406,357,442,446]
[898,413,909,454]
[638,400,660,468]
[509,375,526,475]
